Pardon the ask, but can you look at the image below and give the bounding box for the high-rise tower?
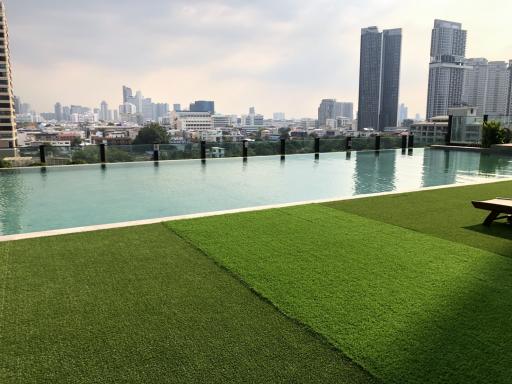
[0,1,16,150]
[426,20,468,119]
[358,26,402,131]
[506,60,512,116]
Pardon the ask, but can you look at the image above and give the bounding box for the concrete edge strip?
[1,177,510,242]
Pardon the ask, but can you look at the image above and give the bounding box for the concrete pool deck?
[1,177,510,243]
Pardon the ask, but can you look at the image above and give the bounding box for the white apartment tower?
[462,58,488,116]
[0,1,16,150]
[462,59,510,117]
[426,20,468,120]
[508,60,512,116]
[485,61,509,116]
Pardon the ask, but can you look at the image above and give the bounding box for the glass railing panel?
[351,137,374,151]
[159,143,200,160]
[107,145,153,163]
[286,139,315,154]
[380,136,403,150]
[319,139,347,153]
[248,141,280,156]
[70,145,101,164]
[204,142,243,158]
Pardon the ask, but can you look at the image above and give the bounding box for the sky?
[5,0,512,119]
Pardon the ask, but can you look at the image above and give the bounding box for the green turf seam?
[161,222,384,383]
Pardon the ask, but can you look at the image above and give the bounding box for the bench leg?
[483,211,500,227]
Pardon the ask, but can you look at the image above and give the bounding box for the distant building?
[462,58,488,116]
[155,103,169,119]
[508,60,512,116]
[358,26,402,131]
[122,86,133,104]
[13,95,21,114]
[462,59,509,117]
[398,103,408,125]
[212,114,233,128]
[409,116,449,145]
[339,102,354,121]
[54,102,63,122]
[242,107,264,126]
[318,100,353,128]
[63,106,71,121]
[485,61,509,117]
[173,104,181,112]
[174,111,213,131]
[273,112,286,121]
[426,20,468,120]
[300,118,317,130]
[100,101,109,121]
[0,1,17,149]
[190,100,215,114]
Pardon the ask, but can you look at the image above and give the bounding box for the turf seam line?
[161,222,385,384]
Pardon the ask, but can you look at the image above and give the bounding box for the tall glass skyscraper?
[189,100,215,114]
[426,20,468,120]
[357,27,402,131]
[0,1,16,150]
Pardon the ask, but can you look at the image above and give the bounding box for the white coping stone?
[0,177,511,243]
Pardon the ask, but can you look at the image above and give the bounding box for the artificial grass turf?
[0,224,379,384]
[168,204,512,384]
[324,180,512,257]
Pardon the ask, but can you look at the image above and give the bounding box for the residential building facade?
[0,1,16,150]
[358,26,402,131]
[426,20,468,119]
[508,60,512,116]
[190,100,215,114]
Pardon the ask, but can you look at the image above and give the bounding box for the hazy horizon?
[6,0,512,118]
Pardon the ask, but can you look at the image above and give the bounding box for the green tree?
[279,127,291,140]
[0,158,11,168]
[71,137,82,147]
[482,121,505,148]
[133,123,169,145]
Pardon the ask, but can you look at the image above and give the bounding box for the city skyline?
[5,0,512,118]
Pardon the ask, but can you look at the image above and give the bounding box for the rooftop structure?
[0,1,16,150]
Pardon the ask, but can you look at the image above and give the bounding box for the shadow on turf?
[464,223,512,243]
[387,253,512,383]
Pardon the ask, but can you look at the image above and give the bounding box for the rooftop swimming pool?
[1,148,511,236]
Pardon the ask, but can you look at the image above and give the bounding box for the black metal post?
[280,139,286,160]
[39,145,46,164]
[153,143,160,161]
[375,135,381,151]
[446,115,453,145]
[346,136,352,151]
[408,135,415,154]
[200,141,206,161]
[314,137,320,154]
[242,140,248,159]
[401,135,407,151]
[100,143,106,163]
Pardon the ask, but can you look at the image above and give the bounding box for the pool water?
[1,148,511,236]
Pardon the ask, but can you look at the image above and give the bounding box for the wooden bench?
[472,198,512,227]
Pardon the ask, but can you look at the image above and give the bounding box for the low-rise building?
[409,116,449,145]
[174,111,213,131]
